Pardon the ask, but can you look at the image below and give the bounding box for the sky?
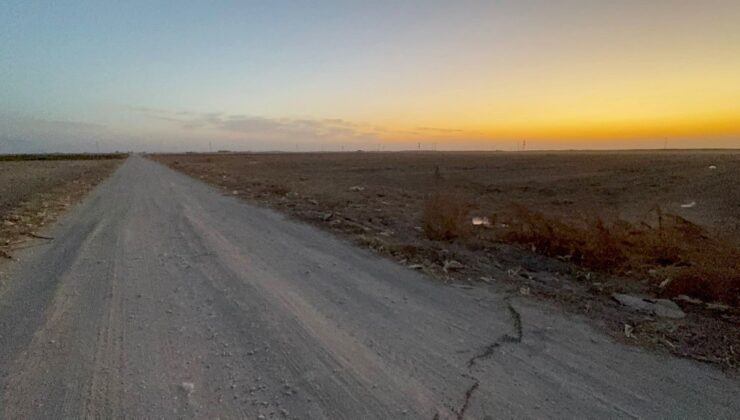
[1,0,739,152]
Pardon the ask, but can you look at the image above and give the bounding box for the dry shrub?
[500,205,740,305]
[663,224,740,306]
[503,204,628,269]
[422,192,472,241]
[669,256,740,306]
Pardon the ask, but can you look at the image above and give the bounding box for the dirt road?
[0,156,737,418]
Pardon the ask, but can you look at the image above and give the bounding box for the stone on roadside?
[179,382,195,395]
[706,302,731,312]
[675,294,703,305]
[612,293,685,319]
[443,260,464,272]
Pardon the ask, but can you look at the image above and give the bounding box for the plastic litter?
[472,216,490,226]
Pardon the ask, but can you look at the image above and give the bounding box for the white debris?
[349,185,365,192]
[624,324,635,338]
[680,201,696,208]
[709,165,717,170]
[706,302,731,312]
[472,216,491,226]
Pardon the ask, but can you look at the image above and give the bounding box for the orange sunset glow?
[2,1,739,151]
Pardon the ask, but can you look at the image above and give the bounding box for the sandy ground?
[0,155,738,418]
[152,151,740,368]
[0,159,122,259]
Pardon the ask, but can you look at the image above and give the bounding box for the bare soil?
[4,155,737,417]
[0,158,123,260]
[152,151,740,369]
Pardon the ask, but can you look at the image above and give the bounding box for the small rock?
[232,190,239,195]
[659,277,672,289]
[612,293,685,319]
[407,264,424,270]
[675,295,703,305]
[519,286,531,296]
[321,212,333,221]
[179,382,195,394]
[479,276,494,284]
[443,260,464,272]
[706,302,731,312]
[2,220,15,227]
[624,324,634,338]
[307,199,319,206]
[349,186,365,192]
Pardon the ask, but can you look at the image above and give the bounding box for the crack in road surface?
[456,298,523,419]
[0,156,738,418]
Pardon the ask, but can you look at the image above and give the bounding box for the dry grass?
[498,205,740,305]
[422,192,473,241]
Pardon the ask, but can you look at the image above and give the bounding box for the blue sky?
[2,1,739,152]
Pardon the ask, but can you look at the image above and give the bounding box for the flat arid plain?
[0,152,737,418]
[152,151,740,369]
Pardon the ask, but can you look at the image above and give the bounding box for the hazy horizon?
[2,1,739,153]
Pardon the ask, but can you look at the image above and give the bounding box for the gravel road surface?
[0,156,737,418]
